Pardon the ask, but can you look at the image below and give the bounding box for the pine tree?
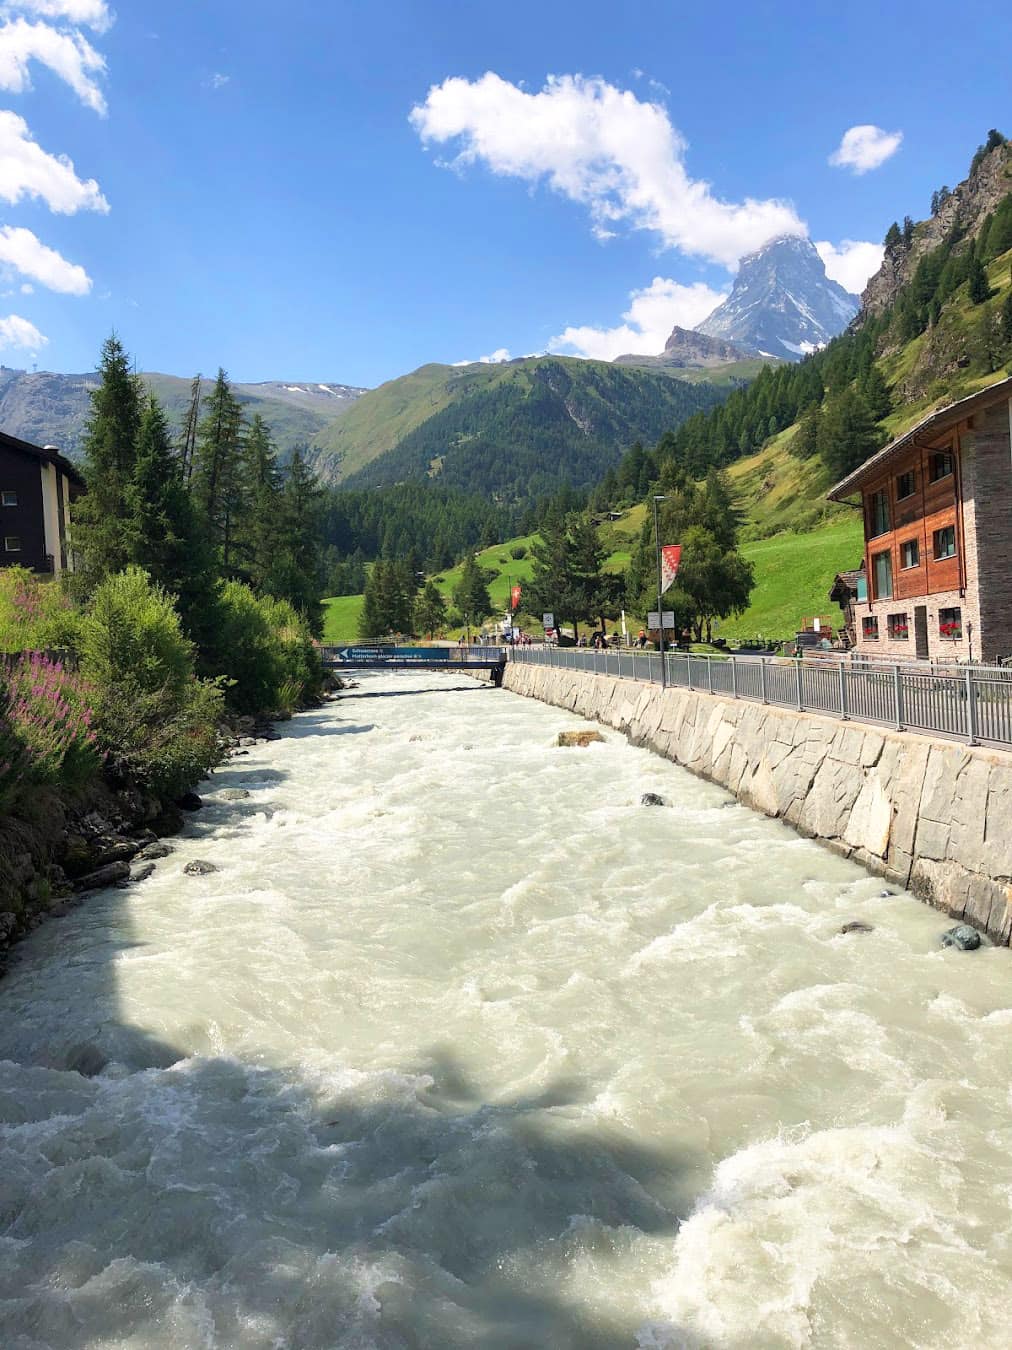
[191,369,246,571]
[125,396,213,629]
[818,387,883,481]
[858,365,892,421]
[272,447,325,632]
[414,580,447,638]
[1001,288,1012,348]
[179,372,202,486]
[968,254,993,305]
[71,335,143,589]
[358,564,386,639]
[792,402,821,459]
[237,414,283,590]
[452,555,493,623]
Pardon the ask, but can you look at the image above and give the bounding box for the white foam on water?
[1,672,1011,1347]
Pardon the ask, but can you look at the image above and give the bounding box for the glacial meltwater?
[2,673,1012,1349]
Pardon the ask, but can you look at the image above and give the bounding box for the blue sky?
[1,0,1008,387]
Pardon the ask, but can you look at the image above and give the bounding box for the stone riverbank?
[503,661,1012,945]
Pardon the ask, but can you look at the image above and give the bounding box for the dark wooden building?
[0,430,84,577]
[828,377,1012,663]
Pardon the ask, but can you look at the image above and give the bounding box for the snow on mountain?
[695,236,859,361]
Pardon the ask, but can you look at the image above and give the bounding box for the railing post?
[893,663,904,730]
[706,655,713,694]
[731,656,738,701]
[687,656,693,691]
[838,662,848,719]
[966,668,978,745]
[760,658,768,705]
[795,658,803,711]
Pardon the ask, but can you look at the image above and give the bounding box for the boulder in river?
[73,860,131,891]
[129,863,156,884]
[135,841,172,862]
[940,924,981,951]
[64,1042,108,1077]
[557,730,605,748]
[176,791,204,812]
[840,920,875,935]
[218,788,251,802]
[184,860,218,876]
[640,793,667,807]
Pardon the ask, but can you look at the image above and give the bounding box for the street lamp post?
[653,494,668,689]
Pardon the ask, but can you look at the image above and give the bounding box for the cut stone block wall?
[503,661,1012,945]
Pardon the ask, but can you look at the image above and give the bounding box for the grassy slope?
[321,594,365,644]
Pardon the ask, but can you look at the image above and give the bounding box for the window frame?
[872,548,893,600]
[900,538,920,569]
[887,612,910,640]
[862,615,880,641]
[938,606,963,640]
[867,489,891,538]
[1,490,16,507]
[896,470,917,501]
[932,525,956,560]
[929,450,954,483]
[3,535,21,552]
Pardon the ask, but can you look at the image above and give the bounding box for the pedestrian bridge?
[320,644,508,679]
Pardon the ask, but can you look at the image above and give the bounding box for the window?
[856,573,868,602]
[868,489,890,537]
[939,607,962,641]
[872,549,893,600]
[933,525,956,559]
[887,612,910,640]
[862,616,880,640]
[896,470,916,500]
[1,490,15,507]
[900,538,920,569]
[930,451,954,482]
[3,535,20,552]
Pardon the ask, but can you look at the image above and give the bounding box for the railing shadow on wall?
[509,646,1012,750]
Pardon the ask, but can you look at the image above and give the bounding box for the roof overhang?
[0,429,85,488]
[826,375,1012,501]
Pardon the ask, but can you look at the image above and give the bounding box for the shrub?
[78,568,224,797]
[0,654,99,812]
[510,545,527,560]
[0,568,81,654]
[207,581,321,716]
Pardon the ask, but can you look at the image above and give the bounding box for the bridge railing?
[319,645,507,666]
[508,645,1012,749]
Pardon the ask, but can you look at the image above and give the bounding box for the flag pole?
[653,494,667,689]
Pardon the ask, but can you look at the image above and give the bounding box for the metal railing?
[509,646,1012,749]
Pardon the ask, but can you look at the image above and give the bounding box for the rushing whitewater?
[1,673,1011,1349]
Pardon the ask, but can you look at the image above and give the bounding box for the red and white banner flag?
[510,584,522,610]
[660,544,682,594]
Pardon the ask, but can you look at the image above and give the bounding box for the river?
[1,672,1011,1349]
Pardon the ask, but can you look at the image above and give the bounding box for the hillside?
[338,356,727,501]
[0,368,365,462]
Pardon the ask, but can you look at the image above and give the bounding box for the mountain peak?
[695,234,858,360]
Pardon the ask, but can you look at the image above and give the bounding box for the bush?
[510,545,527,560]
[79,568,224,797]
[207,581,321,716]
[0,568,81,654]
[0,653,99,812]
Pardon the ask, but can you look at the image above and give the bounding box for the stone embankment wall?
[503,662,1012,945]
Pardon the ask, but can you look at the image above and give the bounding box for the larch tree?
[191,369,246,572]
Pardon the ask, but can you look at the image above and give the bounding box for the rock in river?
[640,793,667,807]
[218,788,251,801]
[184,860,218,876]
[840,920,874,935]
[557,730,605,748]
[941,924,982,951]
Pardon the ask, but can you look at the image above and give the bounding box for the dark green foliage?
[792,402,821,460]
[414,580,447,637]
[981,196,1012,262]
[192,369,245,571]
[322,485,510,574]
[884,222,902,251]
[626,470,754,643]
[525,513,622,639]
[358,560,414,638]
[341,359,726,506]
[817,387,884,482]
[1001,289,1012,347]
[125,397,214,629]
[968,254,993,305]
[452,555,494,623]
[72,335,143,589]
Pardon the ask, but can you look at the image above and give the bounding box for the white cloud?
[0,311,46,350]
[0,110,108,212]
[815,238,884,294]
[205,71,230,90]
[0,224,90,292]
[0,15,106,113]
[19,280,31,292]
[2,1,112,31]
[549,275,726,361]
[452,347,512,366]
[411,72,805,269]
[829,125,902,175]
